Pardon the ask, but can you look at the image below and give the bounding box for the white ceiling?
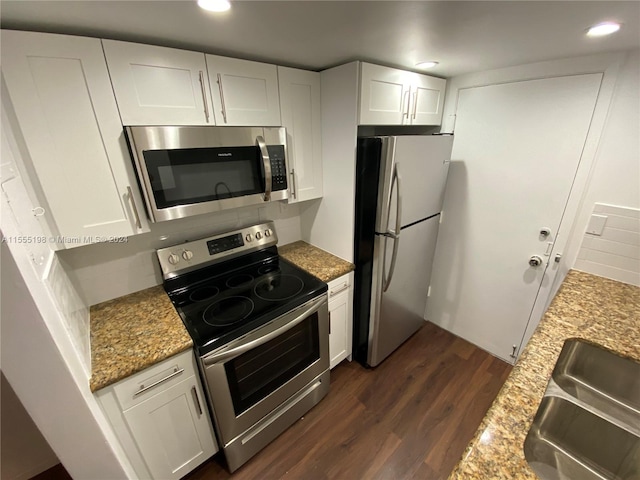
[1,0,639,77]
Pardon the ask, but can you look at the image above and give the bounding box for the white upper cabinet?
[1,30,149,247]
[102,40,214,126]
[359,63,446,126]
[206,54,281,126]
[277,66,323,203]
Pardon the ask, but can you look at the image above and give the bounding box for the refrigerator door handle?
[383,163,403,292]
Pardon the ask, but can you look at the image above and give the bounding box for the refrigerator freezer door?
[368,215,441,366]
[392,135,453,227]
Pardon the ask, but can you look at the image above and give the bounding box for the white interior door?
[426,74,602,363]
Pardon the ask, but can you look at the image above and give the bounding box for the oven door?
[201,294,329,445]
[126,126,288,222]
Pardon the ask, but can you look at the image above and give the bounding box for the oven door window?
[225,314,320,416]
[143,146,264,209]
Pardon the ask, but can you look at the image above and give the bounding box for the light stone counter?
[279,241,354,282]
[90,285,192,392]
[448,270,640,479]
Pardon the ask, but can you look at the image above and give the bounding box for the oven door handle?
[202,296,326,366]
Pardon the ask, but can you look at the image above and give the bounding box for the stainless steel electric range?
[158,222,330,472]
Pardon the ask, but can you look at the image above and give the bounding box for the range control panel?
[157,221,278,278]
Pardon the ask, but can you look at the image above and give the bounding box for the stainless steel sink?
[552,339,640,430]
[524,339,640,480]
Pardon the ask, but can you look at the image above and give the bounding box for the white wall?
[562,50,640,284]
[57,201,303,306]
[300,62,359,262]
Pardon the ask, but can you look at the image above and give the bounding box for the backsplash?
[58,201,303,306]
[44,254,91,376]
[574,203,640,286]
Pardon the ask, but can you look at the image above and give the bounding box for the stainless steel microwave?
[125,126,289,222]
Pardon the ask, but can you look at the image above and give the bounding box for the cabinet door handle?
[328,311,331,335]
[329,282,349,297]
[216,73,228,123]
[191,386,203,416]
[402,90,410,118]
[290,168,296,199]
[133,367,184,397]
[198,71,210,123]
[126,186,142,229]
[411,91,418,120]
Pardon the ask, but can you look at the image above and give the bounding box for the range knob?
[245,233,253,242]
[181,250,193,261]
[264,228,272,237]
[167,253,180,265]
[256,231,263,240]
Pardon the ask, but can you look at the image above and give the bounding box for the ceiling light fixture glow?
[198,0,231,12]
[586,22,621,37]
[415,61,439,69]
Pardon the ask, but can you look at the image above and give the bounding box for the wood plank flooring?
[186,322,511,480]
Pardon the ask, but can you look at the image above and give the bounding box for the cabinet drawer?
[328,274,351,300]
[113,349,196,411]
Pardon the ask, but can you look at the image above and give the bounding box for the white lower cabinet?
[328,272,354,369]
[96,349,217,480]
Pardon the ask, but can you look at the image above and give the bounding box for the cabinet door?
[1,30,148,246]
[359,63,412,125]
[278,67,323,203]
[206,54,281,126]
[328,273,353,369]
[123,376,217,480]
[102,40,213,126]
[409,74,446,125]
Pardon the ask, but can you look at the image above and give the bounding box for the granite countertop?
[448,270,640,479]
[90,285,192,392]
[279,241,354,282]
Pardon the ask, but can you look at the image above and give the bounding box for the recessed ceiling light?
[198,0,231,12]
[415,61,439,69]
[586,22,621,37]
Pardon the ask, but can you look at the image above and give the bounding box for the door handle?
[256,135,272,201]
[402,90,410,118]
[529,255,543,267]
[191,386,203,416]
[203,296,326,365]
[198,71,210,123]
[126,186,142,230]
[383,163,402,292]
[216,73,227,123]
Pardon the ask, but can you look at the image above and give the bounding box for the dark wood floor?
[186,321,512,480]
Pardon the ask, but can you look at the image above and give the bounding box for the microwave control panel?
[267,145,287,191]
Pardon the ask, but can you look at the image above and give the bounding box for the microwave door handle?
[256,135,272,201]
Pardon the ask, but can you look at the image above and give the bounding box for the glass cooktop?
[164,247,327,356]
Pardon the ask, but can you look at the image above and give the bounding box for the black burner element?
[258,265,281,275]
[226,274,254,288]
[189,286,219,303]
[203,296,255,327]
[254,274,304,301]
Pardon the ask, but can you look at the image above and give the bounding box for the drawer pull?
[330,282,349,296]
[133,367,184,397]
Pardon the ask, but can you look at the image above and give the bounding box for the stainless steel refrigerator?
[353,134,454,367]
